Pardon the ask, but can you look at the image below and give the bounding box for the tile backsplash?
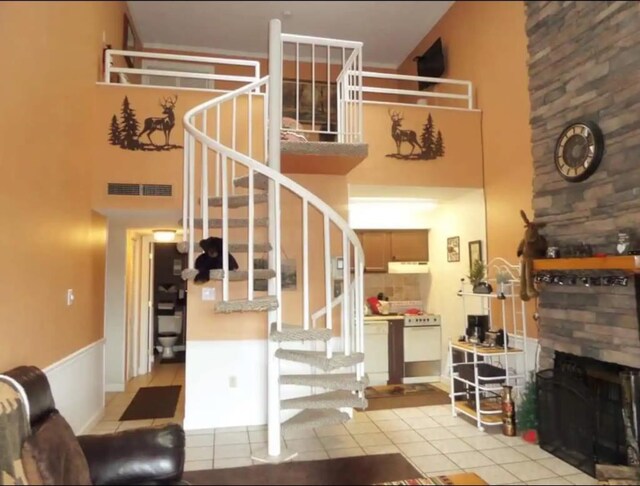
[364,273,424,301]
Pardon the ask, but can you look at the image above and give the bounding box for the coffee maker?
[466,315,489,344]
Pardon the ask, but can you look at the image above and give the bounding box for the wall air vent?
[142,184,172,197]
[108,183,141,196]
[107,183,173,197]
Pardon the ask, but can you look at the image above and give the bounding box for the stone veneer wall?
[525,1,640,369]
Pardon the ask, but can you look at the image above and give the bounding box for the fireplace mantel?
[533,255,640,273]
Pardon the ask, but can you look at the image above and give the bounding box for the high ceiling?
[127,1,453,68]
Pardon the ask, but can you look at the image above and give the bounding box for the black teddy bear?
[194,236,239,284]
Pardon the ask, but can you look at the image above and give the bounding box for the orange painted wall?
[0,1,126,370]
[349,104,483,188]
[92,85,266,214]
[398,1,536,336]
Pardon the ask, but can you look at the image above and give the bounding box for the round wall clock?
[554,121,604,182]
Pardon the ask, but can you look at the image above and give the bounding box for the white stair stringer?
[275,349,364,372]
[270,323,332,342]
[215,296,278,313]
[280,373,369,392]
[281,390,367,410]
[281,409,350,432]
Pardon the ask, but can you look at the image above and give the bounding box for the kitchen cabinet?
[390,230,429,262]
[358,231,391,272]
[356,230,429,272]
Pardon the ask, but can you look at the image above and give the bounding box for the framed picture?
[282,79,337,130]
[447,236,460,263]
[468,240,482,272]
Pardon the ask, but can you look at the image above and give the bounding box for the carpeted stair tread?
[281,390,367,410]
[281,409,350,432]
[210,269,276,281]
[176,241,272,254]
[207,193,269,208]
[275,349,364,371]
[180,217,269,228]
[270,323,332,342]
[234,173,269,191]
[215,296,278,313]
[280,373,369,391]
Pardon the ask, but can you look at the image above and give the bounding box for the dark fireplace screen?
[537,352,635,477]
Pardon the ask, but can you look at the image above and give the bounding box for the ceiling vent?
[107,183,173,197]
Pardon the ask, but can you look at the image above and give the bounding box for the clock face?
[554,121,604,182]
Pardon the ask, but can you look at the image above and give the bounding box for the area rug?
[362,383,450,411]
[119,385,181,421]
[182,453,420,485]
[377,473,487,485]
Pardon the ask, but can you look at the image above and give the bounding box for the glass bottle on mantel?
[502,385,517,436]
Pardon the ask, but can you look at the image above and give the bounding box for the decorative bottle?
[502,385,516,437]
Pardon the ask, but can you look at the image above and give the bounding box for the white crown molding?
[143,42,398,70]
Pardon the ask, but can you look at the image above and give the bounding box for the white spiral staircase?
[180,20,367,461]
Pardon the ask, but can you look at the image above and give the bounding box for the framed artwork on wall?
[447,236,460,263]
[282,79,337,130]
[468,240,482,272]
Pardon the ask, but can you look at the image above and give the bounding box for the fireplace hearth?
[537,352,639,477]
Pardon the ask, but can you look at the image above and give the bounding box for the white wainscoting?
[44,339,105,434]
[184,338,343,431]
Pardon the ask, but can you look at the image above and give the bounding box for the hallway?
[90,362,185,434]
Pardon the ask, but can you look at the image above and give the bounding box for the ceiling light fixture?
[153,229,177,242]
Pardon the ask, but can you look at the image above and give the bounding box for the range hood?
[388,261,430,274]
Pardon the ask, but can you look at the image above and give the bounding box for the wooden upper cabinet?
[355,230,429,272]
[389,230,429,262]
[358,230,391,272]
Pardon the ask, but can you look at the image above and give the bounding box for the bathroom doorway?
[152,242,187,365]
[127,232,187,381]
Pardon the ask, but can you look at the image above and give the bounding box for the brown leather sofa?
[3,365,187,485]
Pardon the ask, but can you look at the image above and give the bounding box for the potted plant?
[517,372,538,443]
[468,260,492,294]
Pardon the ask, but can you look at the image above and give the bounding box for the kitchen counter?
[364,315,405,322]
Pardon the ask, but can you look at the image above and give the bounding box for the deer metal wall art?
[389,109,422,157]
[139,95,178,146]
[108,95,183,151]
[385,110,446,161]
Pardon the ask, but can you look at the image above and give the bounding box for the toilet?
[158,315,183,359]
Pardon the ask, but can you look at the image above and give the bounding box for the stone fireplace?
[526,0,640,368]
[526,0,640,476]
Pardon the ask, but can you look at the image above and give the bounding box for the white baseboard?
[44,339,106,434]
[105,383,125,392]
[79,407,105,435]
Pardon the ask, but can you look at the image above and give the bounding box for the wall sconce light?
[153,229,177,242]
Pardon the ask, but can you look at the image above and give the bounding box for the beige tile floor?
[91,364,597,485]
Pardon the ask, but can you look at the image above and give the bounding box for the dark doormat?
[119,385,181,421]
[361,383,450,411]
[182,453,421,485]
[160,350,185,364]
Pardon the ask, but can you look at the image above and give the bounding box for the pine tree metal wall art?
[386,110,445,160]
[108,95,182,151]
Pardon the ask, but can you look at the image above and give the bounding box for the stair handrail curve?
[182,75,365,332]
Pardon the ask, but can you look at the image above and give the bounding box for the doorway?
[127,233,187,382]
[152,242,187,365]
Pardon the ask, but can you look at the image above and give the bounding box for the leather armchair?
[2,365,187,485]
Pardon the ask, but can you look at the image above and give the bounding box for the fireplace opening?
[537,352,638,477]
